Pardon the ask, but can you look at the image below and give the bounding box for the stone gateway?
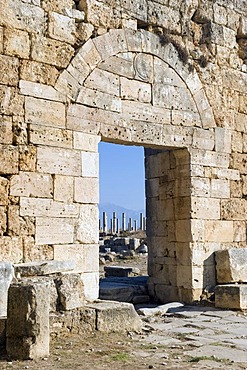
[0,0,246,304]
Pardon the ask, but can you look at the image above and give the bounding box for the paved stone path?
[133,304,247,369]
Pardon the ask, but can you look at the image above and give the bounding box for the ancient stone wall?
[0,0,246,302]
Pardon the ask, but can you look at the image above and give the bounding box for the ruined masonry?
[0,0,246,308]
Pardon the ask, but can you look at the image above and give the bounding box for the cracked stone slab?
[14,260,76,277]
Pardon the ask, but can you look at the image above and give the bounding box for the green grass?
[111,352,129,362]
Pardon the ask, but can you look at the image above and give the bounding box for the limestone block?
[77,38,102,70]
[0,26,3,53]
[0,237,23,263]
[14,260,75,278]
[35,217,75,245]
[77,86,121,112]
[216,248,247,283]
[54,175,73,203]
[0,262,14,317]
[191,197,220,219]
[37,146,81,176]
[146,178,159,198]
[88,300,142,332]
[76,205,98,244]
[211,179,230,198]
[153,57,182,86]
[23,237,53,262]
[81,151,99,178]
[0,177,9,206]
[215,284,247,310]
[172,110,201,127]
[55,274,84,310]
[0,206,6,235]
[74,177,99,204]
[19,81,65,102]
[7,205,20,236]
[48,12,76,44]
[81,272,99,301]
[177,265,203,290]
[238,16,247,38]
[73,132,100,152]
[10,172,53,198]
[0,145,18,175]
[99,55,135,79]
[4,28,30,59]
[84,68,120,96]
[204,221,234,242]
[75,22,94,43]
[54,70,80,101]
[120,77,151,103]
[192,128,214,150]
[190,149,229,168]
[53,244,83,273]
[153,84,197,112]
[42,0,74,13]
[20,61,59,86]
[0,116,12,144]
[233,221,246,242]
[6,279,50,360]
[211,168,240,181]
[25,97,65,128]
[0,55,19,86]
[0,0,45,33]
[147,3,180,32]
[19,145,37,172]
[191,177,210,197]
[67,53,91,86]
[232,131,243,153]
[213,3,227,25]
[20,198,79,218]
[30,126,73,149]
[231,153,247,174]
[122,100,170,124]
[221,199,247,220]
[31,35,74,68]
[0,87,22,118]
[215,127,232,153]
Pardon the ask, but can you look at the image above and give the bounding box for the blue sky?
[99,142,145,211]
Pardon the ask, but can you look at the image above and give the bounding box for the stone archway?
[52,28,228,303]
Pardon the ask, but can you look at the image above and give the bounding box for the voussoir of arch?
[55,28,216,144]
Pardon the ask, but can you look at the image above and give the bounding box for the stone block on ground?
[99,276,148,303]
[0,262,14,317]
[215,248,247,283]
[55,273,85,311]
[14,260,76,277]
[6,278,50,360]
[87,300,142,333]
[104,266,134,277]
[215,284,247,310]
[137,302,184,317]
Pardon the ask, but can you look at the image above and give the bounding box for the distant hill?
[99,202,145,230]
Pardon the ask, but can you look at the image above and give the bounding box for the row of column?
[99,212,146,234]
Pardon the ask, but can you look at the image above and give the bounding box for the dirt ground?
[1,255,247,370]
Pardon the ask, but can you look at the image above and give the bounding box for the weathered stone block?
[215,284,247,310]
[0,116,12,144]
[0,177,9,206]
[25,97,66,128]
[35,217,75,245]
[30,126,73,149]
[76,205,98,244]
[37,146,81,176]
[0,55,19,86]
[4,28,30,59]
[55,273,84,310]
[73,132,100,152]
[0,262,14,317]
[216,248,247,283]
[20,61,59,86]
[0,145,18,175]
[48,12,75,44]
[74,177,99,204]
[20,198,79,218]
[84,68,120,96]
[10,172,53,198]
[77,86,122,112]
[204,221,234,242]
[81,151,99,178]
[19,80,65,102]
[6,279,50,360]
[87,300,142,332]
[14,260,76,278]
[54,175,73,203]
[120,77,151,103]
[31,35,74,68]
[81,272,99,301]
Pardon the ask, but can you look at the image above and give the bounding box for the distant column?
[143,217,146,231]
[128,218,132,231]
[122,213,126,231]
[134,220,137,231]
[112,212,117,234]
[103,212,107,233]
[110,219,113,234]
[139,213,143,230]
[116,219,119,234]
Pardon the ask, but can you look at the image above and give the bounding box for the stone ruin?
[0,0,247,360]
